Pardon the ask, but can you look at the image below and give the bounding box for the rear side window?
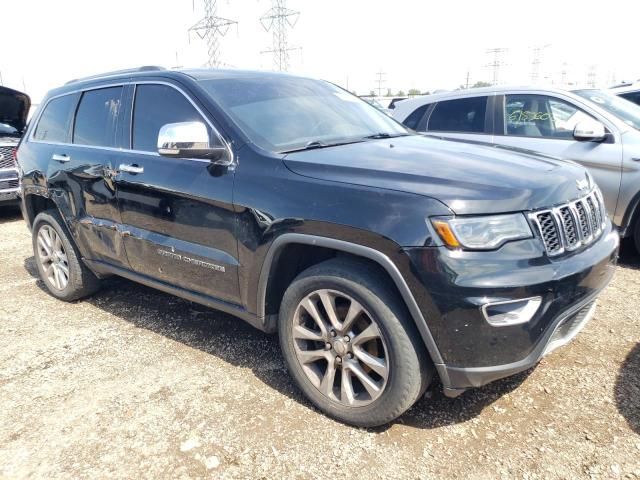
[33,94,77,143]
[403,104,430,131]
[620,91,640,107]
[73,87,123,147]
[132,84,218,152]
[428,97,488,133]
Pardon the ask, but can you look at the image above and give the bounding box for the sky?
[2,0,639,105]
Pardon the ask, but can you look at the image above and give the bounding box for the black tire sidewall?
[279,263,427,427]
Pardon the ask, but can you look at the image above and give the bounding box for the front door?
[114,82,240,304]
[493,93,623,218]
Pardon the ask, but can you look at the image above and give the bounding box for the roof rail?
[65,66,166,85]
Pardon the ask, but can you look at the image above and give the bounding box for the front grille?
[530,190,606,256]
[0,179,19,191]
[0,145,17,169]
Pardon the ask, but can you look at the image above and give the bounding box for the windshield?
[574,89,640,130]
[198,76,408,153]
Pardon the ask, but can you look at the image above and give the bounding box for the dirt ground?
[0,205,638,479]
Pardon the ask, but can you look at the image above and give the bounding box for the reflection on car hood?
[283,135,592,215]
[0,86,31,135]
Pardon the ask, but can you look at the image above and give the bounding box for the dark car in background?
[0,86,30,206]
[17,68,618,426]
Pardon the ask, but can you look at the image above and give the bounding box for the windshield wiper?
[363,132,411,139]
[280,139,364,154]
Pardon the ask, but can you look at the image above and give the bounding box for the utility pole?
[485,48,507,86]
[587,65,597,88]
[189,0,237,68]
[465,70,471,89]
[260,0,300,71]
[375,70,386,97]
[0,71,3,86]
[530,44,551,83]
[560,62,568,86]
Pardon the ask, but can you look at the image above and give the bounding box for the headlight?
[432,213,533,250]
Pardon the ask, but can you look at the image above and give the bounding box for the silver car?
[393,86,640,251]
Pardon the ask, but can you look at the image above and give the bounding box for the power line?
[260,0,300,71]
[375,70,386,97]
[530,44,551,83]
[189,0,237,68]
[485,48,508,86]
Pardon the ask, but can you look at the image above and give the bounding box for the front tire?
[32,210,101,301]
[278,258,432,427]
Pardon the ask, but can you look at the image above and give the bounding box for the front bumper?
[0,168,20,204]
[403,220,619,393]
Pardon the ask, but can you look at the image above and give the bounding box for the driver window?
[504,94,594,139]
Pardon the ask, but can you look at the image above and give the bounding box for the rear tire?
[278,257,433,427]
[634,217,640,255]
[32,209,101,301]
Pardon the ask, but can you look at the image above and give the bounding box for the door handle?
[119,164,144,174]
[52,153,71,163]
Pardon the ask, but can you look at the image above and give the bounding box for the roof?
[49,66,311,97]
[610,82,640,94]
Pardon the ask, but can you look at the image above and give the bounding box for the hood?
[283,135,593,215]
[0,86,31,135]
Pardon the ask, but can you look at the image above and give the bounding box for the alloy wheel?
[292,289,389,407]
[37,225,69,291]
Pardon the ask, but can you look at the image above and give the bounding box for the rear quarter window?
[428,96,488,133]
[33,94,77,143]
[402,104,430,131]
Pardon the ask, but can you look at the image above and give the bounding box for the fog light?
[482,297,542,327]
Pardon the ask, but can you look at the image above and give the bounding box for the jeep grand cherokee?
[17,67,619,427]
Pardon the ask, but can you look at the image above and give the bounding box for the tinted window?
[34,94,77,142]
[504,94,594,138]
[403,104,430,130]
[132,84,215,152]
[73,87,123,147]
[428,97,487,133]
[574,89,640,131]
[619,91,640,107]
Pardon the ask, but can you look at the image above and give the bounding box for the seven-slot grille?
[530,190,606,256]
[0,145,17,169]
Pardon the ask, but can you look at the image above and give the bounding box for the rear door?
[39,86,129,268]
[114,82,240,304]
[492,93,623,217]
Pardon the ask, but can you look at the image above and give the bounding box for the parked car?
[611,82,640,106]
[0,86,30,206]
[359,96,391,115]
[18,68,618,426]
[393,86,640,252]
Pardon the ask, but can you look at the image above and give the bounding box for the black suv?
[17,67,619,427]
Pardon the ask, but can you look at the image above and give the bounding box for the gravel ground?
[0,206,638,479]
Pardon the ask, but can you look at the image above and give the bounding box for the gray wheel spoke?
[38,236,52,257]
[347,361,382,397]
[58,262,69,277]
[53,265,62,290]
[352,323,380,346]
[296,348,330,364]
[320,362,338,397]
[293,324,324,342]
[318,290,341,330]
[353,346,388,379]
[300,298,328,336]
[53,231,62,252]
[340,367,356,405]
[342,300,363,333]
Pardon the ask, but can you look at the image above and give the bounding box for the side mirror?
[573,120,607,142]
[157,121,230,164]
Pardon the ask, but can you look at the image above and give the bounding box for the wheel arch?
[22,192,58,230]
[257,233,445,369]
